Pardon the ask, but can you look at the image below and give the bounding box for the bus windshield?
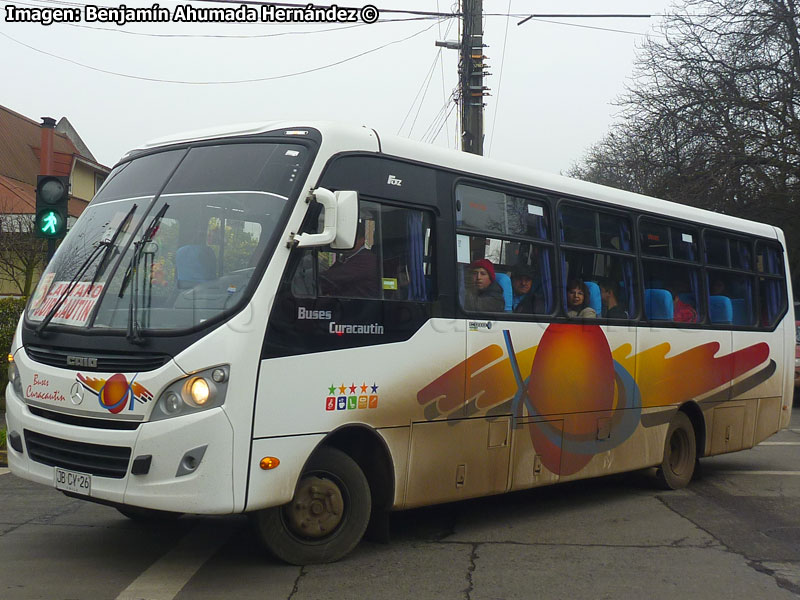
[27,141,309,334]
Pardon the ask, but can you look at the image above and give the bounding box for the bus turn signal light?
[260,457,280,470]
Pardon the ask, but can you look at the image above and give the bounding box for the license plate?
[54,468,92,496]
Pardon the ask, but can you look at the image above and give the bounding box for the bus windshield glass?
[27,141,309,333]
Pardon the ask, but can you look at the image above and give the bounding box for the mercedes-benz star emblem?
[69,382,84,405]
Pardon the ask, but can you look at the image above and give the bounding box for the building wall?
[71,161,102,202]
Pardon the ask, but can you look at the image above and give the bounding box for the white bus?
[6,122,794,564]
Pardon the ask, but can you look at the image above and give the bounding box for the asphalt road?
[1,409,799,600]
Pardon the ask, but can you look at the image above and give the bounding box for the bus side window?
[458,234,553,315]
[310,202,436,302]
[641,260,702,323]
[380,207,435,301]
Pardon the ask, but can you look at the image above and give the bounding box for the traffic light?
[35,175,69,239]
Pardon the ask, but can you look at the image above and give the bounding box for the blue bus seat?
[585,281,602,315]
[644,288,673,320]
[709,295,733,324]
[731,298,750,326]
[176,244,216,288]
[495,272,513,312]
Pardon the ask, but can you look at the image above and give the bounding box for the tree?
[569,0,800,279]
[0,211,46,297]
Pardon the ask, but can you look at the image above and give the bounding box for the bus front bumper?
[5,385,236,514]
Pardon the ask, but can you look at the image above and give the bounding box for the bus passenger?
[599,278,628,319]
[566,278,597,318]
[464,259,505,312]
[319,222,380,298]
[511,264,543,313]
[670,286,698,323]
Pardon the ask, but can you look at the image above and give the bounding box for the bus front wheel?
[254,446,371,565]
[656,411,697,490]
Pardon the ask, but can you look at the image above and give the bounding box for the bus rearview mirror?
[295,188,359,249]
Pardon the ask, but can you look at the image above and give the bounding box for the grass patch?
[0,427,6,451]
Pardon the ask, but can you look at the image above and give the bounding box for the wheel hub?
[284,475,344,539]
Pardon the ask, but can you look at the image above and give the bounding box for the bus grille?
[29,406,141,431]
[24,429,132,479]
[26,346,171,373]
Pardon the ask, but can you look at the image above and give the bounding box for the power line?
[421,87,456,142]
[435,0,454,146]
[517,14,654,25]
[6,0,459,17]
[0,18,447,85]
[400,14,455,138]
[424,90,458,144]
[398,48,443,136]
[487,0,511,157]
[523,17,665,37]
[191,0,457,18]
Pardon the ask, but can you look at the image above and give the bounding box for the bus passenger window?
[458,234,554,315]
[642,260,701,323]
[706,270,755,326]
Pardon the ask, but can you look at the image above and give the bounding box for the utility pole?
[460,0,488,155]
[436,0,490,156]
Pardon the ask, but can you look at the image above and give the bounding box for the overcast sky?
[2,0,675,174]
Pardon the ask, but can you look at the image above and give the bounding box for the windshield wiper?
[36,203,140,336]
[35,241,107,336]
[89,203,137,290]
[120,203,169,344]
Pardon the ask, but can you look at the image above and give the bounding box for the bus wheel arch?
[679,401,706,459]
[656,406,700,490]
[322,424,396,515]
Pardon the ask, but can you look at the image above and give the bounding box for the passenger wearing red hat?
[464,258,504,312]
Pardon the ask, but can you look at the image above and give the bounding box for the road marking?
[760,442,800,446]
[719,470,800,476]
[0,468,9,476]
[115,523,235,600]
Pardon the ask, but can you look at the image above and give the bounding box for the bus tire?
[656,411,697,490]
[116,506,183,521]
[254,446,371,565]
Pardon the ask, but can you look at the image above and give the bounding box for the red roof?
[0,105,99,217]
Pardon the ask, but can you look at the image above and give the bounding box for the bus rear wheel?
[254,446,371,565]
[656,411,697,490]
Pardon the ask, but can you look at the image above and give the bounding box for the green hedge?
[0,297,27,411]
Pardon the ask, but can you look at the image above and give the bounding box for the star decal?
[371,383,379,393]
[360,382,368,393]
[328,384,336,395]
[339,384,347,395]
[349,383,357,394]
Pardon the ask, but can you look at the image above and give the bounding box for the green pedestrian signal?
[34,175,69,239]
[37,210,62,236]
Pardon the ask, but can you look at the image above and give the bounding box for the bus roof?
[136,120,780,241]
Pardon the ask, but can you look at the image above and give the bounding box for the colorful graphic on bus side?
[417,323,772,476]
[325,382,379,411]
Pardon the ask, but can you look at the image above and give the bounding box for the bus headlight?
[151,365,229,421]
[188,377,210,405]
[7,354,22,397]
